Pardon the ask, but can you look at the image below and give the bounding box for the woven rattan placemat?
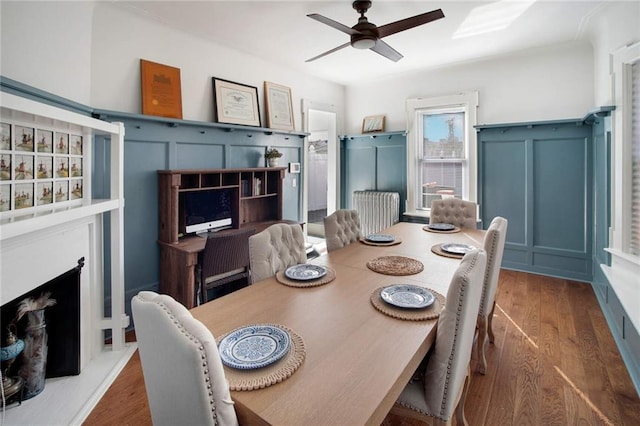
[219,325,306,391]
[431,243,464,259]
[358,237,402,247]
[370,287,445,321]
[275,266,336,287]
[422,225,461,234]
[366,256,424,275]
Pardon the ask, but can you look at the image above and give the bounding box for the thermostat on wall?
[289,162,301,173]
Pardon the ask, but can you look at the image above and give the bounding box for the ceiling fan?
[306,0,444,63]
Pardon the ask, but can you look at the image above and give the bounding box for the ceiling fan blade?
[370,39,403,62]
[377,9,445,38]
[305,42,351,62]
[307,13,360,36]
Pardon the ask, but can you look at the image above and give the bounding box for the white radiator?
[353,191,400,236]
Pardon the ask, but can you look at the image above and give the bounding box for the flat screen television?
[180,189,233,234]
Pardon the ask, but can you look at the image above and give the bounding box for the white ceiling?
[115,0,606,86]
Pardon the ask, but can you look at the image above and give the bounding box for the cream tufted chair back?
[393,249,487,425]
[430,198,478,229]
[476,216,508,374]
[323,209,362,252]
[248,223,307,283]
[132,291,239,426]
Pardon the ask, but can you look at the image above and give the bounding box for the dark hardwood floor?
[84,270,640,425]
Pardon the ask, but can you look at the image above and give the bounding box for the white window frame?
[602,42,640,334]
[405,91,479,219]
[609,42,640,261]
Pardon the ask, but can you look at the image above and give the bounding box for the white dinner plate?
[218,324,290,370]
[380,284,435,309]
[428,223,456,231]
[440,243,476,255]
[365,233,395,243]
[285,264,328,281]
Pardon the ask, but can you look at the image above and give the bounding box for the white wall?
[89,3,345,130]
[0,1,95,105]
[345,41,594,134]
[0,1,346,133]
[587,1,640,106]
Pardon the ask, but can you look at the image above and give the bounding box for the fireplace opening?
[1,258,83,382]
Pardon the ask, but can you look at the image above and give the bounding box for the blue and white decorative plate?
[380,284,435,309]
[218,325,291,370]
[428,223,456,231]
[284,264,328,281]
[440,243,476,255]
[366,233,395,243]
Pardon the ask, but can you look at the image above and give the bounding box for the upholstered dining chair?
[391,249,487,426]
[430,198,478,229]
[476,216,508,374]
[248,223,307,283]
[131,291,239,426]
[197,227,255,304]
[323,209,362,252]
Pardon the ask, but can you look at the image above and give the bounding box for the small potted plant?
[265,148,283,167]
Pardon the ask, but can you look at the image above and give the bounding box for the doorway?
[303,101,338,239]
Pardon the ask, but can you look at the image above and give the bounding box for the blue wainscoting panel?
[376,144,405,193]
[480,139,527,245]
[228,144,268,168]
[343,146,376,207]
[176,142,225,169]
[341,132,406,216]
[123,140,166,292]
[533,136,589,252]
[477,120,593,281]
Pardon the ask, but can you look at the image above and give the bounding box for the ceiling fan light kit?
[352,38,376,50]
[306,0,444,62]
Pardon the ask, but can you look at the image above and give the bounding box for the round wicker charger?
[218,325,306,391]
[366,256,424,275]
[431,243,464,259]
[358,236,402,247]
[370,287,445,321]
[275,266,336,287]
[422,225,461,234]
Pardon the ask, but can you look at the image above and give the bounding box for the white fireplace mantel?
[0,93,135,424]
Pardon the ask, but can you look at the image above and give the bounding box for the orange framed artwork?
[140,59,183,119]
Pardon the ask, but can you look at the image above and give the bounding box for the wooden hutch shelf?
[157,167,287,307]
[158,167,286,244]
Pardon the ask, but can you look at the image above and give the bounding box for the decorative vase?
[267,157,279,167]
[18,308,48,399]
[1,326,25,401]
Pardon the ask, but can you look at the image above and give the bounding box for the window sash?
[416,107,468,211]
[405,92,478,218]
[630,60,640,255]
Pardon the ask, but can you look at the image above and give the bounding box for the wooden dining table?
[190,222,486,425]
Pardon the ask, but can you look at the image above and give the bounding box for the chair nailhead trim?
[439,252,479,417]
[155,300,219,425]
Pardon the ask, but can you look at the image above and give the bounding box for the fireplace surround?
[0,93,134,423]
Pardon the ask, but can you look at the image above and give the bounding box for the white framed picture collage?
[1,120,84,213]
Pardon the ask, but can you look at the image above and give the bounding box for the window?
[631,61,640,255]
[406,92,478,217]
[611,42,640,260]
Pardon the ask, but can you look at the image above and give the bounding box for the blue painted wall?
[93,110,306,307]
[589,116,640,394]
[477,121,594,282]
[340,131,407,216]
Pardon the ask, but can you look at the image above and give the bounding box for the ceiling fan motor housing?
[351,19,379,49]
